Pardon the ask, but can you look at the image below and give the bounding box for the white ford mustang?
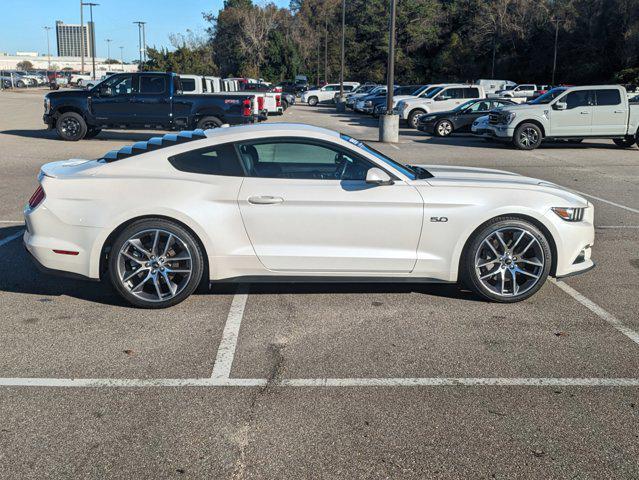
[24,123,594,308]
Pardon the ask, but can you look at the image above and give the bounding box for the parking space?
[1,93,638,477]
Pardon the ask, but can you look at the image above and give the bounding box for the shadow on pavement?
[0,129,163,143]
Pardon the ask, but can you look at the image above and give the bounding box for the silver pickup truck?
[486,85,639,150]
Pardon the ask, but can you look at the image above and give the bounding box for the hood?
[415,165,588,205]
[403,97,432,106]
[46,89,91,100]
[392,94,418,104]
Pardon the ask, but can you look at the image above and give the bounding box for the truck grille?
[489,112,502,125]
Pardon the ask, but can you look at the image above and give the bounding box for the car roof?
[203,122,340,140]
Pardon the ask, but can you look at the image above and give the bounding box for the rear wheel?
[613,136,636,148]
[408,109,425,129]
[461,217,552,303]
[307,96,318,106]
[108,219,205,309]
[197,116,222,130]
[513,123,542,150]
[435,119,454,137]
[56,112,87,141]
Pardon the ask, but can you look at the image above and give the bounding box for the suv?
[395,85,486,128]
[486,85,639,150]
[301,82,360,106]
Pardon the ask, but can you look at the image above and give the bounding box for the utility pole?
[316,35,320,86]
[82,2,99,79]
[106,38,112,61]
[324,14,328,85]
[44,26,52,70]
[80,0,85,73]
[380,0,398,143]
[336,0,346,112]
[119,46,124,71]
[133,21,146,67]
[551,16,562,85]
[142,23,147,63]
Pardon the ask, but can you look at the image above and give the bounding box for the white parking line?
[0,220,24,224]
[0,230,24,247]
[572,190,639,215]
[0,377,637,388]
[210,284,250,379]
[595,225,639,229]
[551,278,639,346]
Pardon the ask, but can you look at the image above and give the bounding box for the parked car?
[345,84,381,109]
[488,84,537,100]
[281,92,295,110]
[395,85,486,128]
[24,123,595,308]
[353,86,389,112]
[486,85,639,150]
[417,98,517,136]
[367,85,423,117]
[1,70,31,87]
[43,72,257,141]
[70,73,94,87]
[301,82,360,106]
[84,72,118,89]
[474,79,516,94]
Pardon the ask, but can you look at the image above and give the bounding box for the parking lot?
[0,89,638,478]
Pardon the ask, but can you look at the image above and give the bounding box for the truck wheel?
[56,112,87,141]
[281,99,288,110]
[307,96,318,106]
[513,123,542,150]
[84,127,102,139]
[197,117,222,130]
[408,109,425,129]
[613,136,636,148]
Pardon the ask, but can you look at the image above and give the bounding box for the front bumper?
[546,204,596,278]
[417,122,436,133]
[43,113,55,129]
[486,124,515,139]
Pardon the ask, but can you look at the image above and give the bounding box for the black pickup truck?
[43,72,257,141]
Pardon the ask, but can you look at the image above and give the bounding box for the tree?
[16,60,33,70]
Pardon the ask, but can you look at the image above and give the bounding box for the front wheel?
[513,123,543,150]
[56,112,87,141]
[435,119,454,137]
[461,217,552,303]
[613,136,636,148]
[108,219,205,308]
[307,96,318,106]
[407,109,425,129]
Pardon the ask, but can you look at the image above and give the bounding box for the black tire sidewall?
[308,96,318,106]
[408,110,424,129]
[108,219,205,309]
[461,217,552,303]
[513,123,542,150]
[196,116,222,130]
[613,136,636,148]
[56,112,87,141]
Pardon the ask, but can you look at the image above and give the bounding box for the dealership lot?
[0,90,638,478]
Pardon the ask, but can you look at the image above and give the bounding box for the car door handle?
[614,110,624,113]
[248,195,284,205]
[580,111,590,115]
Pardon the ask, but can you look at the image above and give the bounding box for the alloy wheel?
[474,227,545,297]
[437,121,452,136]
[116,229,193,303]
[519,127,539,147]
[60,117,81,137]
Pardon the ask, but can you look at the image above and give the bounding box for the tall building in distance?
[55,21,95,58]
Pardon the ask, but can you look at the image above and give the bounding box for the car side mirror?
[366,167,394,185]
[554,101,567,110]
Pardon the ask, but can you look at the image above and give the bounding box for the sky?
[0,0,290,61]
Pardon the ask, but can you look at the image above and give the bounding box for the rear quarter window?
[168,143,244,176]
[595,89,621,106]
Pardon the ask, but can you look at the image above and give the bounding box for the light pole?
[82,2,99,79]
[80,0,85,73]
[106,38,112,61]
[119,46,124,71]
[142,23,147,63]
[133,21,146,67]
[380,0,398,143]
[336,0,346,112]
[44,26,52,70]
[551,16,564,85]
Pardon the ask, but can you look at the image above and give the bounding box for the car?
[486,85,639,150]
[417,98,516,136]
[488,84,537,100]
[471,114,491,136]
[353,86,389,112]
[301,82,360,106]
[24,123,595,308]
[43,72,258,141]
[368,85,423,117]
[395,85,486,128]
[344,84,381,109]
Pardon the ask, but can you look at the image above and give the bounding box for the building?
[55,21,95,58]
[0,52,137,74]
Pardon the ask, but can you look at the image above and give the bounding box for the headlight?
[552,207,586,222]
[504,112,516,124]
[44,97,50,113]
[399,102,407,112]
[422,115,436,122]
[364,100,372,107]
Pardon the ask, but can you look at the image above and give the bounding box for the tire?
[16,80,25,88]
[108,219,205,309]
[307,96,318,106]
[513,122,543,150]
[460,217,552,303]
[435,119,454,137]
[281,99,288,110]
[84,127,102,139]
[77,79,83,87]
[197,116,223,130]
[407,109,425,129]
[613,136,636,148]
[56,111,87,141]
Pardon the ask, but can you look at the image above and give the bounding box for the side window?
[467,100,491,112]
[521,85,535,91]
[595,89,621,106]
[140,76,166,94]
[236,141,375,180]
[439,88,464,100]
[492,100,511,108]
[464,88,481,98]
[565,90,592,109]
[344,85,356,91]
[103,75,135,95]
[181,78,196,92]
[168,143,244,176]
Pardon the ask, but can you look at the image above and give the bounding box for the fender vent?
[101,129,207,162]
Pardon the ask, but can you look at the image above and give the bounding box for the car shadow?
[0,129,165,142]
[411,134,629,150]
[0,225,482,307]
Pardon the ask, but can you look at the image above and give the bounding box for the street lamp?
[106,38,112,61]
[551,16,565,85]
[43,26,52,70]
[80,0,85,73]
[82,2,99,80]
[133,21,146,67]
[335,0,346,112]
[119,46,124,72]
[379,0,398,143]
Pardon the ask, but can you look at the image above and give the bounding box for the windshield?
[425,87,443,98]
[530,87,566,104]
[411,85,429,96]
[340,134,431,179]
[453,100,477,111]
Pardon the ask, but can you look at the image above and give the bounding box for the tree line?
[143,0,639,86]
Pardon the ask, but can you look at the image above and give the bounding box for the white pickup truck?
[488,84,537,100]
[486,85,639,150]
[394,84,486,128]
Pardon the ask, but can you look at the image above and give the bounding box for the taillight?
[275,95,281,107]
[257,96,264,111]
[28,185,45,209]
[242,99,252,116]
